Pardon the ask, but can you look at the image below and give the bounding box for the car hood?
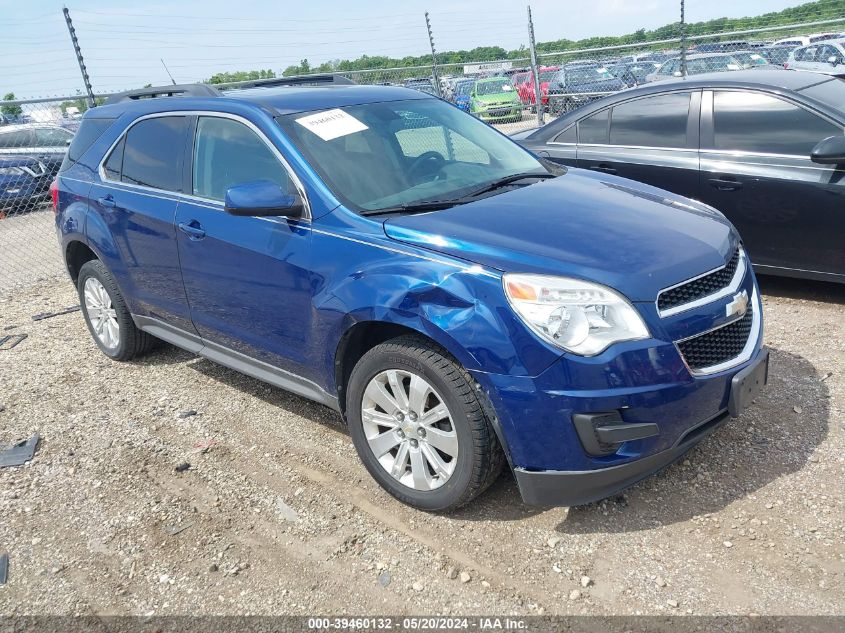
[382,169,737,302]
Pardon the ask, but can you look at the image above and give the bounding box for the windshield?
[475,80,515,95]
[735,52,768,66]
[688,56,741,73]
[567,66,614,83]
[456,81,474,96]
[800,77,845,116]
[276,98,544,213]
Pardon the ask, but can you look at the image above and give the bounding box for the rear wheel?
[77,259,156,361]
[346,335,504,511]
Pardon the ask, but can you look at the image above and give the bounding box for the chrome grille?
[658,248,740,314]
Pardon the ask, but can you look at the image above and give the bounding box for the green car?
[469,77,523,123]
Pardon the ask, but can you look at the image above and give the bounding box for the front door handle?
[708,177,744,191]
[97,195,115,208]
[588,164,617,175]
[178,221,206,240]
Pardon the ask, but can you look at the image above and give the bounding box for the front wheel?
[346,335,504,511]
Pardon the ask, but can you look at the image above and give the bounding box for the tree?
[2,93,22,117]
[207,69,276,84]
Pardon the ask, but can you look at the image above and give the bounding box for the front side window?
[276,98,543,212]
[610,93,690,148]
[713,91,842,156]
[193,117,292,202]
[120,116,187,191]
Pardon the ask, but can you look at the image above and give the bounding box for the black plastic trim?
[515,409,731,507]
[132,315,340,411]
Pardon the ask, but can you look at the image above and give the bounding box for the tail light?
[50,178,59,214]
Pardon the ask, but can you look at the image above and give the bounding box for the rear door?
[698,89,845,276]
[88,115,198,335]
[576,91,701,197]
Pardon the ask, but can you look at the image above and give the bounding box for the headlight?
[0,166,23,176]
[503,274,650,356]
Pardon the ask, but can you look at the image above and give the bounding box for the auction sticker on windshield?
[295,108,368,141]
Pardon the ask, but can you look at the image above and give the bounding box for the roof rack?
[218,73,356,90]
[105,84,221,104]
[104,74,355,105]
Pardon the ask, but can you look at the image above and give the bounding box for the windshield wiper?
[461,171,557,199]
[359,199,462,217]
[359,172,557,217]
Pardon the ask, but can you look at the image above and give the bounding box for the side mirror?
[673,71,683,77]
[810,135,845,165]
[828,55,840,66]
[224,180,304,218]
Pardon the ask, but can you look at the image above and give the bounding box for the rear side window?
[713,91,842,155]
[192,116,291,201]
[103,137,124,180]
[61,118,114,172]
[34,127,73,147]
[610,93,690,148]
[553,125,577,143]
[120,116,187,191]
[578,109,609,144]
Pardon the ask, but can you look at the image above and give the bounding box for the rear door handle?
[708,177,743,191]
[178,221,206,240]
[588,164,617,175]
[97,195,115,208]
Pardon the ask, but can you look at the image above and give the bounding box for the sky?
[0,0,825,98]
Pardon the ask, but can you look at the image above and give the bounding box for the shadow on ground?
[136,337,828,526]
[757,273,845,304]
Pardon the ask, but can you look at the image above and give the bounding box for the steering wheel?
[408,151,446,182]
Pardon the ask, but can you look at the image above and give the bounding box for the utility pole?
[527,5,544,125]
[425,12,442,98]
[62,6,95,108]
[679,0,687,78]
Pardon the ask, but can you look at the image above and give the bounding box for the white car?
[0,123,75,177]
[773,33,843,47]
[785,39,845,75]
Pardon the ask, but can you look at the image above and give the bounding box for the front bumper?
[515,408,731,506]
[472,267,766,506]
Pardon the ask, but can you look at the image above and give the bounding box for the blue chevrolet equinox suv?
[54,76,768,511]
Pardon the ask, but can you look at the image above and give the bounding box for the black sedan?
[514,70,845,283]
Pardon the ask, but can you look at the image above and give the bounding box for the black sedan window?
[713,91,842,156]
[609,93,690,148]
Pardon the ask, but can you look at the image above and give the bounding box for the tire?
[77,259,156,361]
[346,334,504,512]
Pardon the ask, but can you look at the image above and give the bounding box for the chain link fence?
[2,14,845,295]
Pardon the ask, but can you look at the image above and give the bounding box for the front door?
[698,89,845,277]
[175,115,315,380]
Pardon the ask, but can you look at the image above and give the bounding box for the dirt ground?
[0,274,842,617]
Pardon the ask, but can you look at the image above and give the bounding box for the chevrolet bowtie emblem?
[726,290,749,319]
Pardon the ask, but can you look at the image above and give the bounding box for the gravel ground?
[0,274,842,617]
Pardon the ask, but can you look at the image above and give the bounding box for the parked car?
[646,53,743,82]
[785,40,845,75]
[513,66,560,109]
[731,50,776,69]
[0,155,50,212]
[0,123,74,177]
[469,77,522,122]
[451,78,474,112]
[546,64,625,113]
[55,79,768,510]
[758,45,796,66]
[693,41,749,53]
[611,61,662,87]
[514,69,845,283]
[774,33,842,47]
[404,78,438,96]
